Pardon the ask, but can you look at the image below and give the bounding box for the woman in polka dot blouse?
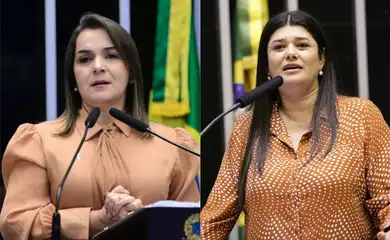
[201,10,390,240]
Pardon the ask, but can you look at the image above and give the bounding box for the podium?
[91,201,200,240]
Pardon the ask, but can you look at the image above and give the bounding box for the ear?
[319,47,326,70]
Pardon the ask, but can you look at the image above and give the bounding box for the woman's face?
[267,25,324,87]
[73,28,129,110]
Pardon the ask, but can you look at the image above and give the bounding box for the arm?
[168,128,200,202]
[0,124,93,240]
[363,100,390,231]
[200,113,249,239]
[89,210,107,236]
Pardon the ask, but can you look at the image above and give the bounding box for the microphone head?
[109,108,149,133]
[237,76,283,108]
[85,107,100,128]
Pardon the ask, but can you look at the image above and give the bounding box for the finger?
[104,197,113,217]
[112,196,135,216]
[115,188,130,194]
[116,209,130,221]
[111,185,130,194]
[127,198,143,212]
[111,198,136,222]
[109,213,123,222]
[105,193,121,217]
[110,185,127,193]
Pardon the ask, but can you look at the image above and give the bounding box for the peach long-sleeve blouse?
[201,97,390,239]
[0,108,200,240]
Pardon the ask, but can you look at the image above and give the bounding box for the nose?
[92,57,106,74]
[286,44,298,60]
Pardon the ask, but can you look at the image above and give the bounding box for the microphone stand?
[52,125,90,240]
[146,128,200,157]
[200,103,240,137]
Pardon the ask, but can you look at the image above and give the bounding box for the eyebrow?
[271,37,310,44]
[76,46,117,54]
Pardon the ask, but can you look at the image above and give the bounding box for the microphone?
[109,108,200,157]
[200,76,283,136]
[52,107,100,240]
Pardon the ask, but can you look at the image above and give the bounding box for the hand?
[102,185,143,222]
[377,231,390,240]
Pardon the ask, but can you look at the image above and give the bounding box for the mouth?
[91,80,111,87]
[283,64,303,71]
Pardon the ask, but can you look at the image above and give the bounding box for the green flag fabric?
[148,0,200,189]
[149,0,200,143]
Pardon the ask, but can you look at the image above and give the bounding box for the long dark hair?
[57,13,148,137]
[238,10,340,209]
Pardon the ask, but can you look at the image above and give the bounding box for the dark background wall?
[299,0,358,96]
[200,0,224,209]
[366,1,390,122]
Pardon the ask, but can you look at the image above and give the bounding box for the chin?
[89,98,115,108]
[281,76,301,84]
[280,73,307,83]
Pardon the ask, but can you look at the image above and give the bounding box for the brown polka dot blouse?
[201,97,390,239]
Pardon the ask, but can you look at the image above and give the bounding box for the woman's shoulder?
[149,121,199,149]
[230,110,252,138]
[8,118,66,146]
[149,121,177,138]
[235,110,253,123]
[2,119,65,177]
[337,95,386,126]
[338,95,379,114]
[30,118,66,137]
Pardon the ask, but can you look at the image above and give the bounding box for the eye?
[79,57,92,63]
[297,42,309,49]
[272,44,284,51]
[106,53,120,59]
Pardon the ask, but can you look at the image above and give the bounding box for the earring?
[267,75,272,80]
[74,88,78,92]
[319,70,323,76]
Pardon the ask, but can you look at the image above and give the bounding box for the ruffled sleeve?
[168,127,200,202]
[0,123,91,240]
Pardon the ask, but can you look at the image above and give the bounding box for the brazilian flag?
[233,0,269,101]
[232,0,269,239]
[149,0,200,189]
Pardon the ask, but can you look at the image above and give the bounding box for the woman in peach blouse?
[0,13,200,239]
[201,10,390,240]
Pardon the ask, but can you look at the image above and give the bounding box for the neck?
[82,101,125,128]
[98,111,115,128]
[279,84,318,125]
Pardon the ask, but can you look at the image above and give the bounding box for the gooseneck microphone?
[52,107,100,240]
[200,76,283,136]
[109,108,200,157]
